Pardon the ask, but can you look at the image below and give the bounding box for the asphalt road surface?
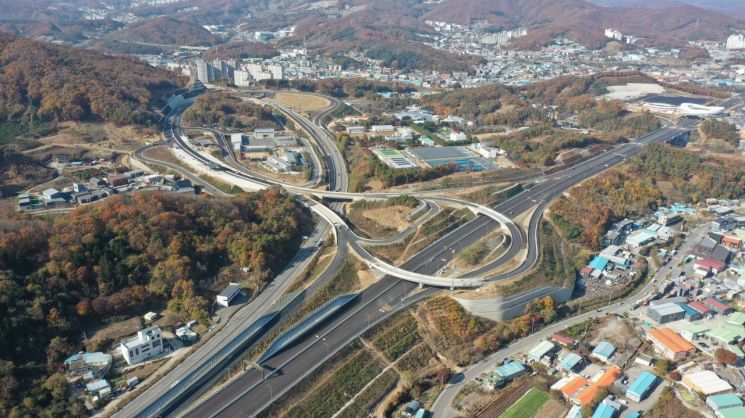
[430,222,710,417]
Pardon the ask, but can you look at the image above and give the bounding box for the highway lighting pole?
[250,361,264,380]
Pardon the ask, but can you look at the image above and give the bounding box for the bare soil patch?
[143,146,181,165]
[274,91,331,112]
[535,398,569,418]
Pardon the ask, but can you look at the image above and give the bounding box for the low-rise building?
[688,301,713,317]
[371,125,395,135]
[678,303,703,321]
[591,401,618,418]
[591,341,616,363]
[107,174,129,187]
[707,394,745,418]
[648,302,685,324]
[217,283,241,307]
[703,297,733,315]
[527,340,556,362]
[254,128,275,139]
[658,212,682,226]
[552,333,575,347]
[682,370,733,396]
[560,353,584,372]
[64,352,112,378]
[120,326,164,365]
[85,379,110,395]
[626,371,658,402]
[448,130,467,142]
[346,126,366,135]
[626,230,656,247]
[647,327,696,360]
[494,360,526,380]
[695,259,727,275]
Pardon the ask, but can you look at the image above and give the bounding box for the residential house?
[120,326,165,365]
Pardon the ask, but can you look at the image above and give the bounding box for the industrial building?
[677,303,703,321]
[707,394,745,418]
[647,302,685,324]
[682,370,733,396]
[625,371,658,402]
[647,327,696,360]
[626,230,657,248]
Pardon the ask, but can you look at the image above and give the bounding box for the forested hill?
[0,188,309,416]
[0,33,187,126]
[107,16,216,47]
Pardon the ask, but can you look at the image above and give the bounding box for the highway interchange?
[115,89,698,417]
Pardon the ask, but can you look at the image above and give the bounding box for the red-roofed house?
[580,266,594,279]
[694,258,726,274]
[703,298,734,315]
[552,333,575,347]
[722,235,741,249]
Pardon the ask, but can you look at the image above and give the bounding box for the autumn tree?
[715,348,738,365]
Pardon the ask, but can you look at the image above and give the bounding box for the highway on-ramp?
[122,90,696,417]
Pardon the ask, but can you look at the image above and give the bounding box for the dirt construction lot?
[274,91,331,112]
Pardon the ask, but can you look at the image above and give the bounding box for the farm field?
[498,388,549,418]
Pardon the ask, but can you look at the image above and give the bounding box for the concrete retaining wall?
[454,285,574,322]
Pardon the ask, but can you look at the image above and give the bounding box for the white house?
[449,131,467,142]
[120,326,164,365]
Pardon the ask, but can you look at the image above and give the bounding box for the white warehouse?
[217,283,241,307]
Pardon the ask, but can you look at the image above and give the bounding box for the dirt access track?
[273,91,332,112]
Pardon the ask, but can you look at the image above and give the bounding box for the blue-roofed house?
[626,371,659,402]
[591,342,616,363]
[591,402,617,418]
[414,408,427,418]
[560,353,584,372]
[626,412,641,418]
[589,256,610,272]
[494,360,526,380]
